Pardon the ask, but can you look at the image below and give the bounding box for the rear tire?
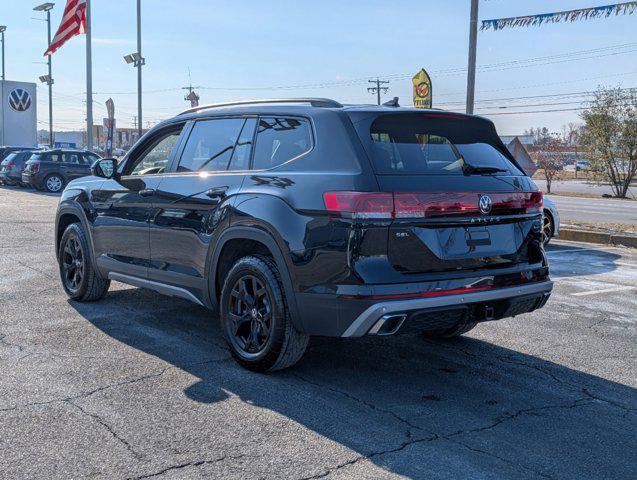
[220,255,309,372]
[58,223,110,301]
[45,174,65,193]
[422,320,478,339]
[543,211,554,246]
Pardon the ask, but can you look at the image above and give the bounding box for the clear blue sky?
[1,0,636,135]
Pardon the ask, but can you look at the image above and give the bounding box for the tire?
[44,174,65,193]
[422,320,478,339]
[220,255,309,372]
[542,211,554,246]
[58,223,110,301]
[18,182,27,189]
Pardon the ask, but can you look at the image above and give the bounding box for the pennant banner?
[481,2,637,31]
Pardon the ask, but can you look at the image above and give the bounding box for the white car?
[543,197,560,245]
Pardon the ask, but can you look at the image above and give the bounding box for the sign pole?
[136,0,142,140]
[86,0,94,150]
[466,0,479,114]
[46,9,53,148]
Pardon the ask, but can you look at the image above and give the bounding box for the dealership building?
[0,80,38,147]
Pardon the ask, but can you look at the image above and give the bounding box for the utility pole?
[133,115,138,131]
[466,0,479,114]
[86,0,94,150]
[182,69,201,107]
[0,26,6,81]
[368,78,389,105]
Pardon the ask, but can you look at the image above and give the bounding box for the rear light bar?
[323,191,542,219]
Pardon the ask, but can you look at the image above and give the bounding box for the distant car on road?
[0,150,37,187]
[22,149,101,193]
[543,197,560,245]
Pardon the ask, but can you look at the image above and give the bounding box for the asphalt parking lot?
[1,186,635,480]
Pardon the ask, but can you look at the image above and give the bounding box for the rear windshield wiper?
[462,163,507,175]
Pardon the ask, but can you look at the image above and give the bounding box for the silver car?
[543,197,560,245]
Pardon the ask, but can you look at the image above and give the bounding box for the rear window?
[253,117,312,170]
[366,114,522,176]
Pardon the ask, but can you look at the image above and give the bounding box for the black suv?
[22,149,101,192]
[0,150,37,186]
[55,98,552,371]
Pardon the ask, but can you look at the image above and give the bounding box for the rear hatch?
[349,111,544,276]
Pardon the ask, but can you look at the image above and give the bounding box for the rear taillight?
[31,163,40,174]
[5,161,15,168]
[323,192,394,219]
[324,191,543,219]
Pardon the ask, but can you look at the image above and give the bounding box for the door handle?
[139,188,155,197]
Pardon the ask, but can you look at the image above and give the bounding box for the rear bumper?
[341,280,552,337]
[21,172,42,188]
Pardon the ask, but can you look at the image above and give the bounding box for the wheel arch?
[208,226,304,332]
[55,203,96,264]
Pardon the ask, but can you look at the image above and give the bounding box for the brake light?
[323,192,394,219]
[324,191,543,219]
[31,163,40,174]
[5,161,15,168]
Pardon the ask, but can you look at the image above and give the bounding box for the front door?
[149,116,257,299]
[92,123,187,279]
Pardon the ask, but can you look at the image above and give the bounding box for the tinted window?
[367,114,522,175]
[64,153,82,164]
[178,118,248,172]
[47,152,64,163]
[253,117,312,170]
[130,128,183,176]
[228,118,257,171]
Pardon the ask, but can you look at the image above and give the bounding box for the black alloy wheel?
[227,275,273,356]
[61,235,85,294]
[543,211,554,245]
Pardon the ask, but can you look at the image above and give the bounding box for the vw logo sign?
[8,88,32,112]
[479,194,493,215]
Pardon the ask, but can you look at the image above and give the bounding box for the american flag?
[44,0,87,56]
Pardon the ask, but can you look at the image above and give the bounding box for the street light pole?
[136,0,142,139]
[0,27,6,81]
[86,0,94,151]
[46,8,53,148]
[466,0,479,115]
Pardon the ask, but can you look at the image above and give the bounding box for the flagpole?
[85,0,93,151]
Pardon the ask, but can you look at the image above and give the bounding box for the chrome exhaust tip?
[368,314,407,336]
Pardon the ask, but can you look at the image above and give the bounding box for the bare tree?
[530,133,566,194]
[580,87,637,198]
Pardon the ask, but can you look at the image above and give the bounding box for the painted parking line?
[572,285,637,297]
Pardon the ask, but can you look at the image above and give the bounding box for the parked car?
[542,197,560,245]
[0,150,37,187]
[22,149,101,193]
[55,98,552,371]
[0,146,37,163]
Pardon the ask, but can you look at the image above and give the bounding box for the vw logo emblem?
[8,88,32,112]
[479,194,493,215]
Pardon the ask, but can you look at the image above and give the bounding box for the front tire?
[220,255,309,372]
[58,223,110,301]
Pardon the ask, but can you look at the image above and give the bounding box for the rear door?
[350,112,544,276]
[148,116,256,292]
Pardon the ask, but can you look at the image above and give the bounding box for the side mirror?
[91,158,117,179]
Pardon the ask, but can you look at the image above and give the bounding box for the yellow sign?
[412,69,432,109]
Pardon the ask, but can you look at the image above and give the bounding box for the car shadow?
[545,242,621,278]
[69,288,635,479]
[0,184,59,196]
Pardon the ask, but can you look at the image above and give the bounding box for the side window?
[84,154,99,165]
[129,128,183,176]
[228,118,257,171]
[252,117,312,170]
[177,118,246,172]
[64,153,81,164]
[48,153,63,163]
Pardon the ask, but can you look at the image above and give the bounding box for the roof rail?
[178,98,343,115]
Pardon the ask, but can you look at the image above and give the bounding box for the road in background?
[534,179,635,198]
[1,187,635,479]
[545,194,637,227]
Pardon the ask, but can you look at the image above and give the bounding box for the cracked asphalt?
[1,186,636,480]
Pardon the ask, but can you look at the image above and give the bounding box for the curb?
[558,228,637,249]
